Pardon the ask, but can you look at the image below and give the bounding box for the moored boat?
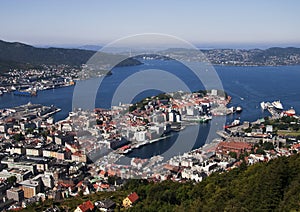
[224,119,240,129]
[236,106,243,113]
[272,100,283,110]
[260,102,267,110]
[13,90,37,96]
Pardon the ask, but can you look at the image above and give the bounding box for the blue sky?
[1,0,299,48]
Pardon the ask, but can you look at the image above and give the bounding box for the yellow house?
[123,192,139,208]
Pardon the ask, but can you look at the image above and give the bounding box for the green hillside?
[24,154,300,211]
[125,154,300,211]
[0,40,141,72]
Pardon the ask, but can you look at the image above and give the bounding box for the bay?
[1,60,300,159]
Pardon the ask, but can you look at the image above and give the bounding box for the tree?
[7,176,17,185]
[256,148,266,155]
[13,133,25,141]
[229,151,237,159]
[263,142,274,150]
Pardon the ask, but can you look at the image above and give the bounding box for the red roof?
[57,180,74,188]
[93,184,99,189]
[76,181,83,187]
[100,183,110,189]
[99,170,106,176]
[73,151,83,156]
[128,192,139,203]
[217,141,252,151]
[78,200,94,212]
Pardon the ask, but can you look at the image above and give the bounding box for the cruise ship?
[272,100,283,110]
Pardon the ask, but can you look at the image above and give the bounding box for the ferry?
[13,90,37,97]
[224,119,240,129]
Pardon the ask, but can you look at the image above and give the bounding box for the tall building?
[6,187,24,202]
[20,179,42,198]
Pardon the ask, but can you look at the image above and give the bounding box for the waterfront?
[1,60,300,159]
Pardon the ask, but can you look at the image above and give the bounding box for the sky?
[1,0,300,48]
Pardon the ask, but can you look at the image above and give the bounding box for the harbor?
[0,102,61,122]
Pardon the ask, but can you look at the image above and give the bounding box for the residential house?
[74,200,94,212]
[123,192,139,208]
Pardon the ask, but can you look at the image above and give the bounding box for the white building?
[134,131,146,142]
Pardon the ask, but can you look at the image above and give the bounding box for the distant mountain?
[2,39,300,72]
[77,45,102,51]
[0,40,141,72]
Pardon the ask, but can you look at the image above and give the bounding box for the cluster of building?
[161,48,300,66]
[0,64,78,95]
[1,93,300,210]
[72,191,139,212]
[0,104,114,210]
[0,90,232,209]
[162,104,300,183]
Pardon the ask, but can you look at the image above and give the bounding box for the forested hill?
[0,40,141,72]
[28,154,300,211]
[124,154,300,211]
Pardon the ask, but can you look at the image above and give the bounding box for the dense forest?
[124,154,300,211]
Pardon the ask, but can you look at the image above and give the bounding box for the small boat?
[236,106,243,113]
[13,90,37,96]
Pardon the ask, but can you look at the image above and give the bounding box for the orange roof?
[107,170,116,176]
[99,170,106,176]
[78,200,94,212]
[292,143,300,149]
[100,184,110,189]
[93,184,100,189]
[127,192,139,203]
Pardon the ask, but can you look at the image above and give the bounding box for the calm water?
[1,60,300,159]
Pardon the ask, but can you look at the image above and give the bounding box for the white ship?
[272,100,283,110]
[260,102,267,110]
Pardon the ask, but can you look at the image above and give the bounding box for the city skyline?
[1,0,300,48]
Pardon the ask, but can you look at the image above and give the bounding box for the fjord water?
[1,60,300,159]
